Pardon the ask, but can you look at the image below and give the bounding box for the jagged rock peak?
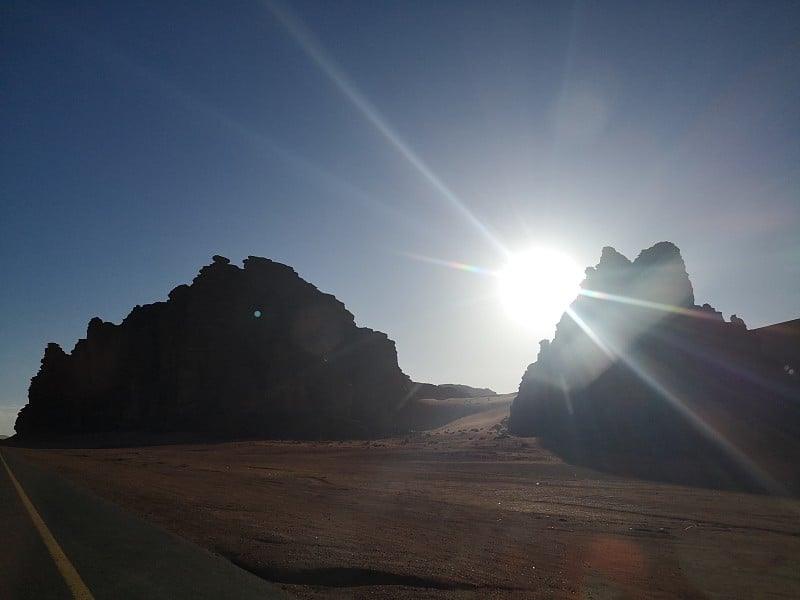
[243,255,302,278]
[632,241,694,306]
[598,246,632,268]
[633,241,680,262]
[42,342,66,362]
[582,241,694,307]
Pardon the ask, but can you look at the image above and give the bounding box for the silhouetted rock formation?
[509,242,800,494]
[16,256,414,439]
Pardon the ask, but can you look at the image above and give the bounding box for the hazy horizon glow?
[1,1,799,435]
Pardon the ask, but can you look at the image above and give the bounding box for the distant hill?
[408,382,496,401]
[510,242,800,494]
[391,382,499,432]
[16,256,415,440]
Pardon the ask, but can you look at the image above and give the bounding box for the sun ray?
[262,1,507,256]
[398,252,495,277]
[61,18,421,234]
[581,287,799,399]
[615,349,785,495]
[564,306,615,359]
[564,305,787,495]
[578,289,720,320]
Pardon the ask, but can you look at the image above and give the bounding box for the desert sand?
[13,395,800,599]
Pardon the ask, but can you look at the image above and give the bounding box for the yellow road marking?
[0,451,95,600]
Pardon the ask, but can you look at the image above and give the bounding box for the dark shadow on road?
[224,555,510,591]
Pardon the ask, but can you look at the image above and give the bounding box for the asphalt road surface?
[0,448,293,599]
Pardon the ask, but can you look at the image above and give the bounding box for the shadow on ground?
[224,555,512,591]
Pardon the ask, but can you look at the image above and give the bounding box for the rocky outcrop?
[16,256,413,439]
[509,242,800,493]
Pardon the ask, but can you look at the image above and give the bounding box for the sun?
[498,247,584,331]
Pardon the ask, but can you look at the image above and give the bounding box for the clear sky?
[1,1,799,436]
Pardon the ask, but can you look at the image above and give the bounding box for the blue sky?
[1,1,799,435]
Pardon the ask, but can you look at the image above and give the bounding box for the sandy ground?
[13,395,800,599]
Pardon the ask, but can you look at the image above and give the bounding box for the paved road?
[0,449,293,599]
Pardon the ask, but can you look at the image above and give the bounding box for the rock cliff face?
[16,256,412,439]
[509,242,800,493]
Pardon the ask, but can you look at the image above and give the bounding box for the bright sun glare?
[498,248,584,331]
